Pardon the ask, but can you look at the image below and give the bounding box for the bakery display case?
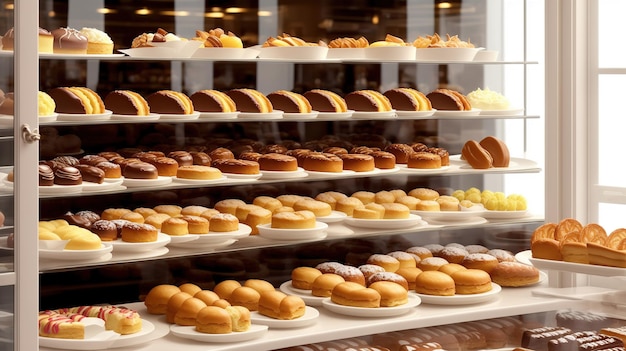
[9,1,626,351]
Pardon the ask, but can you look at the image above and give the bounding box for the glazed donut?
[168,151,194,167]
[149,157,179,176]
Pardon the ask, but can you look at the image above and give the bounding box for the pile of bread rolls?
[531,218,626,267]
[144,279,306,334]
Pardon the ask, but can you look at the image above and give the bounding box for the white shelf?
[37,284,572,351]
[0,271,15,286]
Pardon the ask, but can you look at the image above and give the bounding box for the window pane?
[598,75,626,186]
[598,203,626,233]
[599,0,626,68]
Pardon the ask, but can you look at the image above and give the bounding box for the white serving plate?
[110,113,160,121]
[172,175,227,184]
[39,319,156,350]
[424,216,488,226]
[473,49,499,61]
[258,46,328,60]
[191,47,260,60]
[411,208,486,221]
[237,110,284,120]
[109,232,171,253]
[39,114,58,123]
[197,111,239,119]
[157,112,201,121]
[250,306,319,328]
[414,283,502,305]
[166,234,200,244]
[321,294,421,317]
[399,165,450,174]
[169,324,268,343]
[395,110,436,119]
[343,214,424,229]
[415,47,483,62]
[167,224,251,248]
[364,46,416,61]
[433,109,482,117]
[110,247,169,261]
[260,167,307,180]
[56,110,113,121]
[122,176,173,188]
[81,179,124,193]
[304,169,355,178]
[39,53,126,59]
[524,252,626,277]
[326,48,366,59]
[257,222,328,241]
[223,172,263,180]
[351,110,397,119]
[449,155,540,172]
[39,184,84,195]
[316,211,348,224]
[119,41,202,58]
[279,281,326,307]
[282,111,319,119]
[39,244,113,261]
[316,110,354,119]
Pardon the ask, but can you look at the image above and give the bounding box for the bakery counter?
[37,283,575,351]
[36,216,542,273]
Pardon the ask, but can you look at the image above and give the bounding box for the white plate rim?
[109,232,171,252]
[56,110,113,121]
[411,209,486,221]
[80,180,124,193]
[166,234,200,244]
[169,323,268,343]
[223,172,263,180]
[157,111,201,121]
[110,113,161,121]
[527,255,626,277]
[279,281,326,306]
[479,108,524,116]
[432,109,482,117]
[257,222,328,241]
[39,244,113,260]
[316,110,354,119]
[172,175,227,184]
[237,110,284,119]
[321,294,421,317]
[282,111,320,119]
[316,210,348,223]
[122,176,173,187]
[482,209,529,219]
[350,110,397,119]
[197,111,239,119]
[343,214,424,229]
[414,282,502,305]
[250,306,319,328]
[260,167,307,180]
[399,165,450,173]
[395,109,436,119]
[39,184,84,194]
[423,216,488,226]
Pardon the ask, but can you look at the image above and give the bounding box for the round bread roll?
[369,281,409,307]
[271,210,316,229]
[438,263,468,276]
[352,208,383,219]
[293,199,332,217]
[408,187,439,201]
[311,273,345,297]
[195,306,232,334]
[120,223,158,243]
[351,191,375,204]
[366,272,409,291]
[358,264,386,280]
[291,267,322,290]
[144,284,181,315]
[335,197,365,216]
[228,286,261,311]
[461,253,499,273]
[243,279,275,294]
[395,267,423,290]
[161,217,189,236]
[414,271,455,296]
[387,251,417,268]
[213,280,242,300]
[364,203,386,217]
[214,199,246,215]
[225,305,251,332]
[382,203,410,219]
[418,257,449,271]
[415,200,440,211]
[366,254,401,272]
[438,246,469,264]
[181,205,210,217]
[489,261,540,287]
[257,290,306,320]
[406,246,433,260]
[395,195,420,210]
[450,269,493,294]
[374,190,396,204]
[179,283,202,296]
[101,208,131,220]
[314,191,347,210]
[166,291,192,323]
[181,215,210,234]
[315,261,344,274]
[120,211,145,223]
[174,297,207,326]
[134,207,158,219]
[276,194,307,208]
[209,213,239,232]
[153,204,182,217]
[144,213,171,230]
[253,196,283,213]
[330,281,380,308]
[437,195,460,211]
[334,265,366,286]
[194,290,221,306]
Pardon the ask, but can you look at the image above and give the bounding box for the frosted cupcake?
[466,88,510,110]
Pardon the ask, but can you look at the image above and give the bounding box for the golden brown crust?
[330,282,381,308]
[479,136,510,167]
[461,140,493,169]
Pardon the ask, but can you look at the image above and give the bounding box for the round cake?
[267,90,312,113]
[303,89,348,113]
[120,223,158,242]
[211,159,259,175]
[51,27,88,54]
[190,89,236,113]
[408,152,442,169]
[339,154,375,172]
[257,153,298,171]
[176,165,223,180]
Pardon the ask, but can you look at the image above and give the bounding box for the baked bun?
[195,306,231,334]
[174,297,207,326]
[479,136,510,167]
[190,89,236,113]
[330,281,381,308]
[395,267,423,290]
[227,286,260,311]
[258,153,298,171]
[227,88,273,113]
[450,269,492,294]
[368,281,408,307]
[291,267,322,290]
[414,271,455,296]
[311,273,345,297]
[258,290,306,320]
[334,265,366,286]
[382,203,410,219]
[387,251,417,268]
[335,197,365,216]
[225,305,251,332]
[144,284,181,314]
[366,272,409,291]
[438,263,467,276]
[461,140,493,169]
[358,264,386,280]
[166,291,192,323]
[490,262,540,287]
[213,280,242,300]
[418,257,449,271]
[461,253,499,273]
[314,191,347,210]
[267,90,312,113]
[271,210,316,229]
[243,279,275,295]
[367,254,401,272]
[179,283,202,296]
[408,187,439,201]
[303,89,348,113]
[160,217,189,236]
